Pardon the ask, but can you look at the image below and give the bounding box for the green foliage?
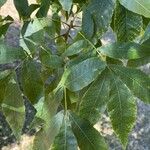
[0,0,150,149]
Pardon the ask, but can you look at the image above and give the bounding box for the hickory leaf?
[107,71,137,147]
[119,0,150,18]
[82,0,115,39]
[114,2,143,42]
[70,112,108,150]
[79,71,110,124]
[61,57,106,91]
[2,77,25,139]
[110,65,150,103]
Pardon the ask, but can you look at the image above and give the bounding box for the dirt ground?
[0,0,36,20]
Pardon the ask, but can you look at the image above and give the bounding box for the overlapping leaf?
[82,0,115,38]
[63,40,89,57]
[0,40,26,64]
[39,49,63,69]
[21,59,44,103]
[110,65,150,103]
[119,0,150,18]
[0,70,11,104]
[114,2,143,42]
[51,114,78,150]
[59,0,73,12]
[98,41,150,60]
[107,71,137,147]
[70,112,108,150]
[79,71,110,124]
[1,77,25,139]
[33,111,64,150]
[61,57,106,91]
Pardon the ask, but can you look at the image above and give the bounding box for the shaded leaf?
[0,70,11,104]
[62,57,106,91]
[0,0,6,7]
[40,49,63,69]
[32,111,64,150]
[107,71,137,147]
[36,0,51,18]
[70,112,108,150]
[13,0,29,18]
[2,77,25,139]
[21,59,44,103]
[119,0,150,18]
[0,40,26,64]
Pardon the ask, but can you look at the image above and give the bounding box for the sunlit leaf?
[107,71,137,147]
[119,0,150,18]
[114,2,143,42]
[79,71,110,124]
[110,65,150,103]
[61,57,106,91]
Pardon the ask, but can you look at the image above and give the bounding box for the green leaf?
[24,18,52,37]
[62,57,106,91]
[2,77,25,139]
[0,41,26,64]
[51,114,78,150]
[114,2,143,42]
[0,0,6,7]
[13,0,29,18]
[32,111,64,150]
[34,87,64,125]
[59,0,73,12]
[107,71,137,147]
[79,71,110,124]
[98,42,150,60]
[119,0,150,18]
[40,49,63,69]
[36,0,51,17]
[70,113,108,150]
[63,40,89,57]
[82,0,115,38]
[140,22,150,43]
[0,70,11,104]
[110,65,150,103]
[127,56,150,67]
[21,59,44,103]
